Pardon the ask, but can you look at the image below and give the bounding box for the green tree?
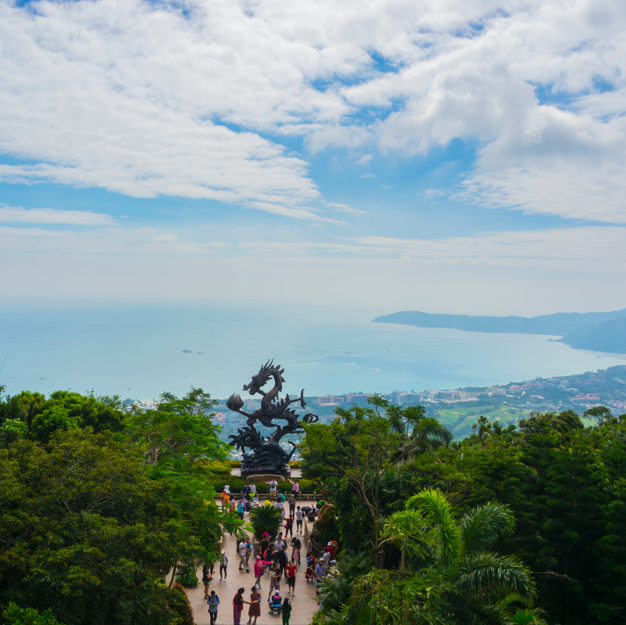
[124,388,239,563]
[0,429,196,625]
[2,603,64,625]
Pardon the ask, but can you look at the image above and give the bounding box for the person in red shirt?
[284,560,297,597]
[327,541,337,559]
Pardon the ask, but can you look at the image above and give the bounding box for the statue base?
[240,443,292,479]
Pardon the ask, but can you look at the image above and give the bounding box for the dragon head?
[243,359,285,395]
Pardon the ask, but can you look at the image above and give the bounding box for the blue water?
[1,304,625,400]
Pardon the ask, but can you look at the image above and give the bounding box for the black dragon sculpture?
[226,360,319,477]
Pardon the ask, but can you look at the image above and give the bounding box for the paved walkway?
[186,507,319,625]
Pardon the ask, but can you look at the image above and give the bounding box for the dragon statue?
[226,360,319,477]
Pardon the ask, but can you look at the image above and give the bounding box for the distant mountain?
[558,316,626,353]
[372,308,626,353]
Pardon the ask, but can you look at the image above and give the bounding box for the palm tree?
[406,489,537,624]
[249,504,282,541]
[325,489,538,625]
[387,405,453,462]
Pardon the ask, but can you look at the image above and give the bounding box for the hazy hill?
[372,308,626,353]
[558,316,626,353]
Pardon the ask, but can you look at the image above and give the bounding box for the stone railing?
[225,493,321,501]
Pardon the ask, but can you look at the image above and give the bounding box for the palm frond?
[407,488,464,566]
[461,501,515,554]
[455,552,536,603]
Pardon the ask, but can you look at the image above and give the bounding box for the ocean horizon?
[2,304,625,401]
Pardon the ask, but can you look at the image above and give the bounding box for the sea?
[2,304,625,401]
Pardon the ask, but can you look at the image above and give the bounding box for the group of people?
[304,539,338,584]
[204,477,315,624]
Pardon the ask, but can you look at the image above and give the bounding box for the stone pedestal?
[240,443,292,478]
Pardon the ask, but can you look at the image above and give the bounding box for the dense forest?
[0,386,241,625]
[301,400,626,625]
[1,385,625,624]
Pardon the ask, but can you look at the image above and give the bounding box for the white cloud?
[0,206,114,226]
[0,0,625,224]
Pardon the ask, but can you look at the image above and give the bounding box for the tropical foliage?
[249,503,283,540]
[304,397,626,625]
[0,386,239,625]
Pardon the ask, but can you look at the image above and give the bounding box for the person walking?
[207,590,220,625]
[237,499,246,520]
[285,560,297,597]
[291,536,301,565]
[281,597,292,625]
[238,540,249,572]
[202,564,214,599]
[219,550,229,580]
[284,516,293,538]
[253,555,271,589]
[233,588,246,625]
[288,495,296,517]
[246,586,261,625]
[245,538,253,571]
[275,499,285,518]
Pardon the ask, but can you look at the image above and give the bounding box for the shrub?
[175,563,199,588]
[169,585,194,625]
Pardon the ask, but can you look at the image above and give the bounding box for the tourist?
[247,586,261,625]
[219,549,229,580]
[239,540,249,572]
[287,494,296,516]
[277,545,288,575]
[242,483,251,501]
[202,564,213,599]
[268,478,278,500]
[285,559,297,596]
[274,533,286,551]
[295,507,303,533]
[221,490,230,509]
[254,555,271,589]
[268,590,282,616]
[275,498,285,518]
[245,537,253,570]
[307,537,315,554]
[305,554,315,582]
[314,559,324,582]
[288,478,300,500]
[233,588,245,625]
[260,533,269,556]
[328,540,338,559]
[249,482,257,498]
[279,491,286,503]
[237,499,246,520]
[281,597,292,625]
[291,536,301,564]
[284,515,293,537]
[207,590,220,625]
[267,564,282,599]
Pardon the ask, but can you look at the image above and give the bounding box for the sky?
[1,0,626,315]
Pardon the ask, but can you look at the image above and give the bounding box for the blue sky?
[1,0,626,315]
